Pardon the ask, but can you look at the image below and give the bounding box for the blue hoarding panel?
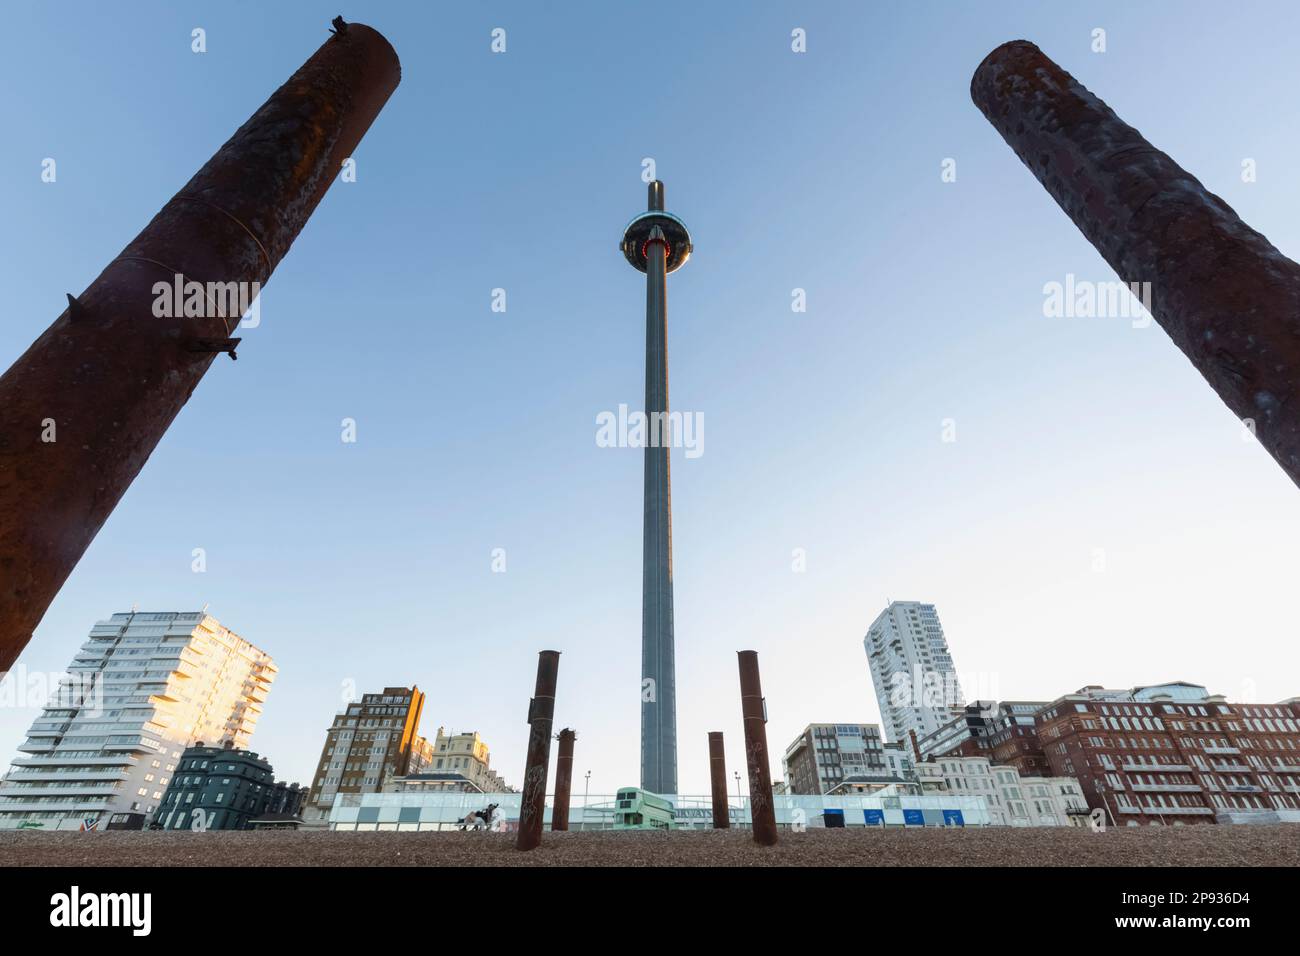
[943,809,965,827]
[903,809,925,826]
[863,809,885,826]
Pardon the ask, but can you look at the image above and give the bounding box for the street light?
[734,771,743,829]
[583,771,591,831]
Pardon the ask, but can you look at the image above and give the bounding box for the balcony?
[11,755,135,767]
[1203,746,1241,755]
[0,783,122,797]
[1122,762,1192,773]
[4,769,127,782]
[1131,784,1201,793]
[0,797,113,813]
[26,724,71,737]
[1211,763,1251,773]
[1224,784,1263,793]
[1142,806,1214,816]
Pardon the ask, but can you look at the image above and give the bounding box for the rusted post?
[0,21,401,671]
[972,40,1300,490]
[737,651,777,846]
[552,727,575,831]
[517,650,560,851]
[708,731,729,828]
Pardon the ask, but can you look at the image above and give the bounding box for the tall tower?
[621,181,692,794]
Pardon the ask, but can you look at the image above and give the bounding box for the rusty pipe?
[738,651,777,846]
[552,727,575,831]
[972,40,1300,489]
[708,731,729,829]
[517,650,560,851]
[0,22,400,670]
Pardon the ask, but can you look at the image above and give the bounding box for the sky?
[2,0,1299,797]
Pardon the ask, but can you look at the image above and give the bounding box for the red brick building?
[1035,688,1300,825]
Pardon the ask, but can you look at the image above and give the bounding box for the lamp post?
[1095,779,1119,829]
[583,770,591,831]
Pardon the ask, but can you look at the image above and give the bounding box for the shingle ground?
[4,825,1299,866]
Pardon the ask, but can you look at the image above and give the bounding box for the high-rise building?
[864,601,965,743]
[302,686,425,824]
[783,723,887,795]
[0,610,275,831]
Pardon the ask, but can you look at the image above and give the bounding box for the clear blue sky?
[3,0,1299,795]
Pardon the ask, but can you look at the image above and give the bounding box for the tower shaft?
[641,228,677,795]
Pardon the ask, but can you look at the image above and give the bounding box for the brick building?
[1036,687,1300,825]
[303,686,426,824]
[916,700,1051,776]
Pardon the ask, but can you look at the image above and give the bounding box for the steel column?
[552,727,575,831]
[517,650,560,851]
[973,40,1300,489]
[738,650,777,846]
[0,21,401,670]
[708,731,729,829]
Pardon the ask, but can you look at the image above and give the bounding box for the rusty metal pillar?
[517,650,560,851]
[708,731,729,828]
[972,40,1300,490]
[0,20,401,671]
[737,651,777,846]
[552,727,575,831]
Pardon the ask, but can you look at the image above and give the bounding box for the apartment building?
[783,723,887,795]
[917,699,1052,775]
[1036,685,1300,825]
[303,686,426,824]
[915,755,1088,826]
[427,727,510,792]
[153,742,302,831]
[0,610,274,831]
[864,602,965,743]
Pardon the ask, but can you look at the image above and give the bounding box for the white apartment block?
[915,755,1089,827]
[0,611,274,831]
[865,601,965,743]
